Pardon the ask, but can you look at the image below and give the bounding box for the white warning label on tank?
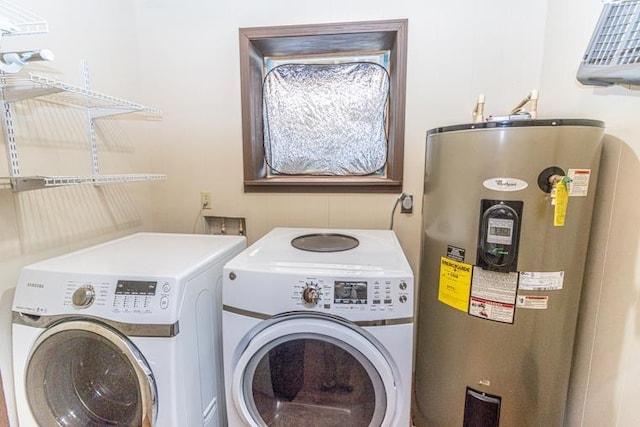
[469,267,518,323]
[519,271,564,291]
[568,169,591,197]
[471,267,518,304]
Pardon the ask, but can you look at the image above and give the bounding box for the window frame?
[239,19,408,193]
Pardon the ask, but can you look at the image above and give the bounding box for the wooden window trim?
[239,19,408,193]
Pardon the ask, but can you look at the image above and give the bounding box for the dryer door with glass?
[230,312,400,427]
[24,320,157,426]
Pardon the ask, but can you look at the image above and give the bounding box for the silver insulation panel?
[263,62,390,176]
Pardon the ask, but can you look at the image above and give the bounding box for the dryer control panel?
[293,276,413,319]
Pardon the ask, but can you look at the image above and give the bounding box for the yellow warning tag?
[438,257,472,312]
[554,179,569,227]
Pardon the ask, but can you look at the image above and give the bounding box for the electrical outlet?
[400,194,413,214]
[200,192,212,209]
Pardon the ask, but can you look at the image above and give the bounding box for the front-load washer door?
[231,313,400,427]
[24,320,157,426]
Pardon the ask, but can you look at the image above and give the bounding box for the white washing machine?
[12,232,246,427]
[222,227,414,427]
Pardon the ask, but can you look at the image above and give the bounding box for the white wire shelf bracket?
[0,0,48,36]
[0,58,165,192]
[2,174,167,192]
[0,72,162,118]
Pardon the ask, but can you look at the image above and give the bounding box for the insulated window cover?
[262,62,390,176]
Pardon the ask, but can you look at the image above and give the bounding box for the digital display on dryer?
[116,280,157,296]
[334,281,367,304]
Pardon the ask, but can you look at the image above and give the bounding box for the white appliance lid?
[21,232,246,278]
[226,227,412,275]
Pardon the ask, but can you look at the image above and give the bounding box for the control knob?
[72,286,95,308]
[302,286,320,305]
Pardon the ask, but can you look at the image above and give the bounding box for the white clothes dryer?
[222,227,414,427]
[12,232,246,427]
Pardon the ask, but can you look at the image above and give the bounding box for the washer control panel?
[63,278,173,315]
[294,277,412,313]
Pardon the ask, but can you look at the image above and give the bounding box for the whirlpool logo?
[27,282,45,289]
[483,177,528,192]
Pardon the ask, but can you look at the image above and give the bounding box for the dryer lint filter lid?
[291,233,359,252]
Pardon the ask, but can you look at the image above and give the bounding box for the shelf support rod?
[82,60,100,178]
[1,92,21,177]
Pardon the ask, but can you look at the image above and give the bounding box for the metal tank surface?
[413,119,604,426]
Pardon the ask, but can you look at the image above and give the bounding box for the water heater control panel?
[477,199,523,272]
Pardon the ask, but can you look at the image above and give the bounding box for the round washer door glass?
[25,320,157,426]
[232,316,398,426]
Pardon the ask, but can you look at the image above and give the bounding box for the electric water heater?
[413,119,604,426]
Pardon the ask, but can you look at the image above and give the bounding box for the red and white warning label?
[516,295,549,310]
[469,297,515,323]
[568,169,591,197]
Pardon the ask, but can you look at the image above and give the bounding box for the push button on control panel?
[160,296,169,309]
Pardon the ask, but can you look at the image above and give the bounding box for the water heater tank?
[413,119,604,426]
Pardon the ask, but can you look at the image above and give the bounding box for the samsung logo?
[27,282,44,289]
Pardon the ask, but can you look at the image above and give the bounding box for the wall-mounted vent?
[577,0,640,86]
[0,0,49,36]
